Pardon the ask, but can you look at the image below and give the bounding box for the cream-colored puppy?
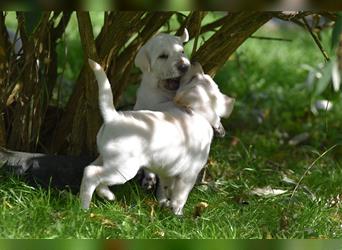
[134,29,190,111]
[80,59,234,215]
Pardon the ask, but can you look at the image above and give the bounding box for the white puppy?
[134,29,190,190]
[134,29,190,111]
[80,59,234,215]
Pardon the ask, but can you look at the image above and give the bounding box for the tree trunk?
[66,11,102,156]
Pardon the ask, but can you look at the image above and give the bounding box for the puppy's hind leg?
[89,156,115,201]
[170,175,197,216]
[80,165,103,209]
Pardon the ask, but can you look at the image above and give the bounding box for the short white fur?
[80,59,234,215]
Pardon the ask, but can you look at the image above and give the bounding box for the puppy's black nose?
[177,63,189,74]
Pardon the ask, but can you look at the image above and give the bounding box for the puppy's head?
[135,29,190,91]
[175,62,235,129]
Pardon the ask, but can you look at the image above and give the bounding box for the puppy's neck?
[142,72,176,98]
[135,73,175,110]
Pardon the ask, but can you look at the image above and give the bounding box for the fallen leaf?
[250,186,287,197]
[193,201,209,218]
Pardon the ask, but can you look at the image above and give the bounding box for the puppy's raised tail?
[88,58,118,123]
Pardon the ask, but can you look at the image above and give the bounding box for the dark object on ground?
[0,147,94,193]
[0,147,208,194]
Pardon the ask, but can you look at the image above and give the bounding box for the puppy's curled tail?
[88,59,118,123]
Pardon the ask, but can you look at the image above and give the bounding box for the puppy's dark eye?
[158,54,169,59]
[181,50,184,54]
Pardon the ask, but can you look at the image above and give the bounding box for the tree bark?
[65,11,101,156]
[176,11,207,38]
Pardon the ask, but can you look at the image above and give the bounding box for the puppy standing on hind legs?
[80,59,234,215]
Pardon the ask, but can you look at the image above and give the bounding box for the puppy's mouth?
[163,77,181,91]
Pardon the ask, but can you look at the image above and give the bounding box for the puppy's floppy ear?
[180,28,189,43]
[134,45,151,72]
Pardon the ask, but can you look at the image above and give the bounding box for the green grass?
[1,14,342,239]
